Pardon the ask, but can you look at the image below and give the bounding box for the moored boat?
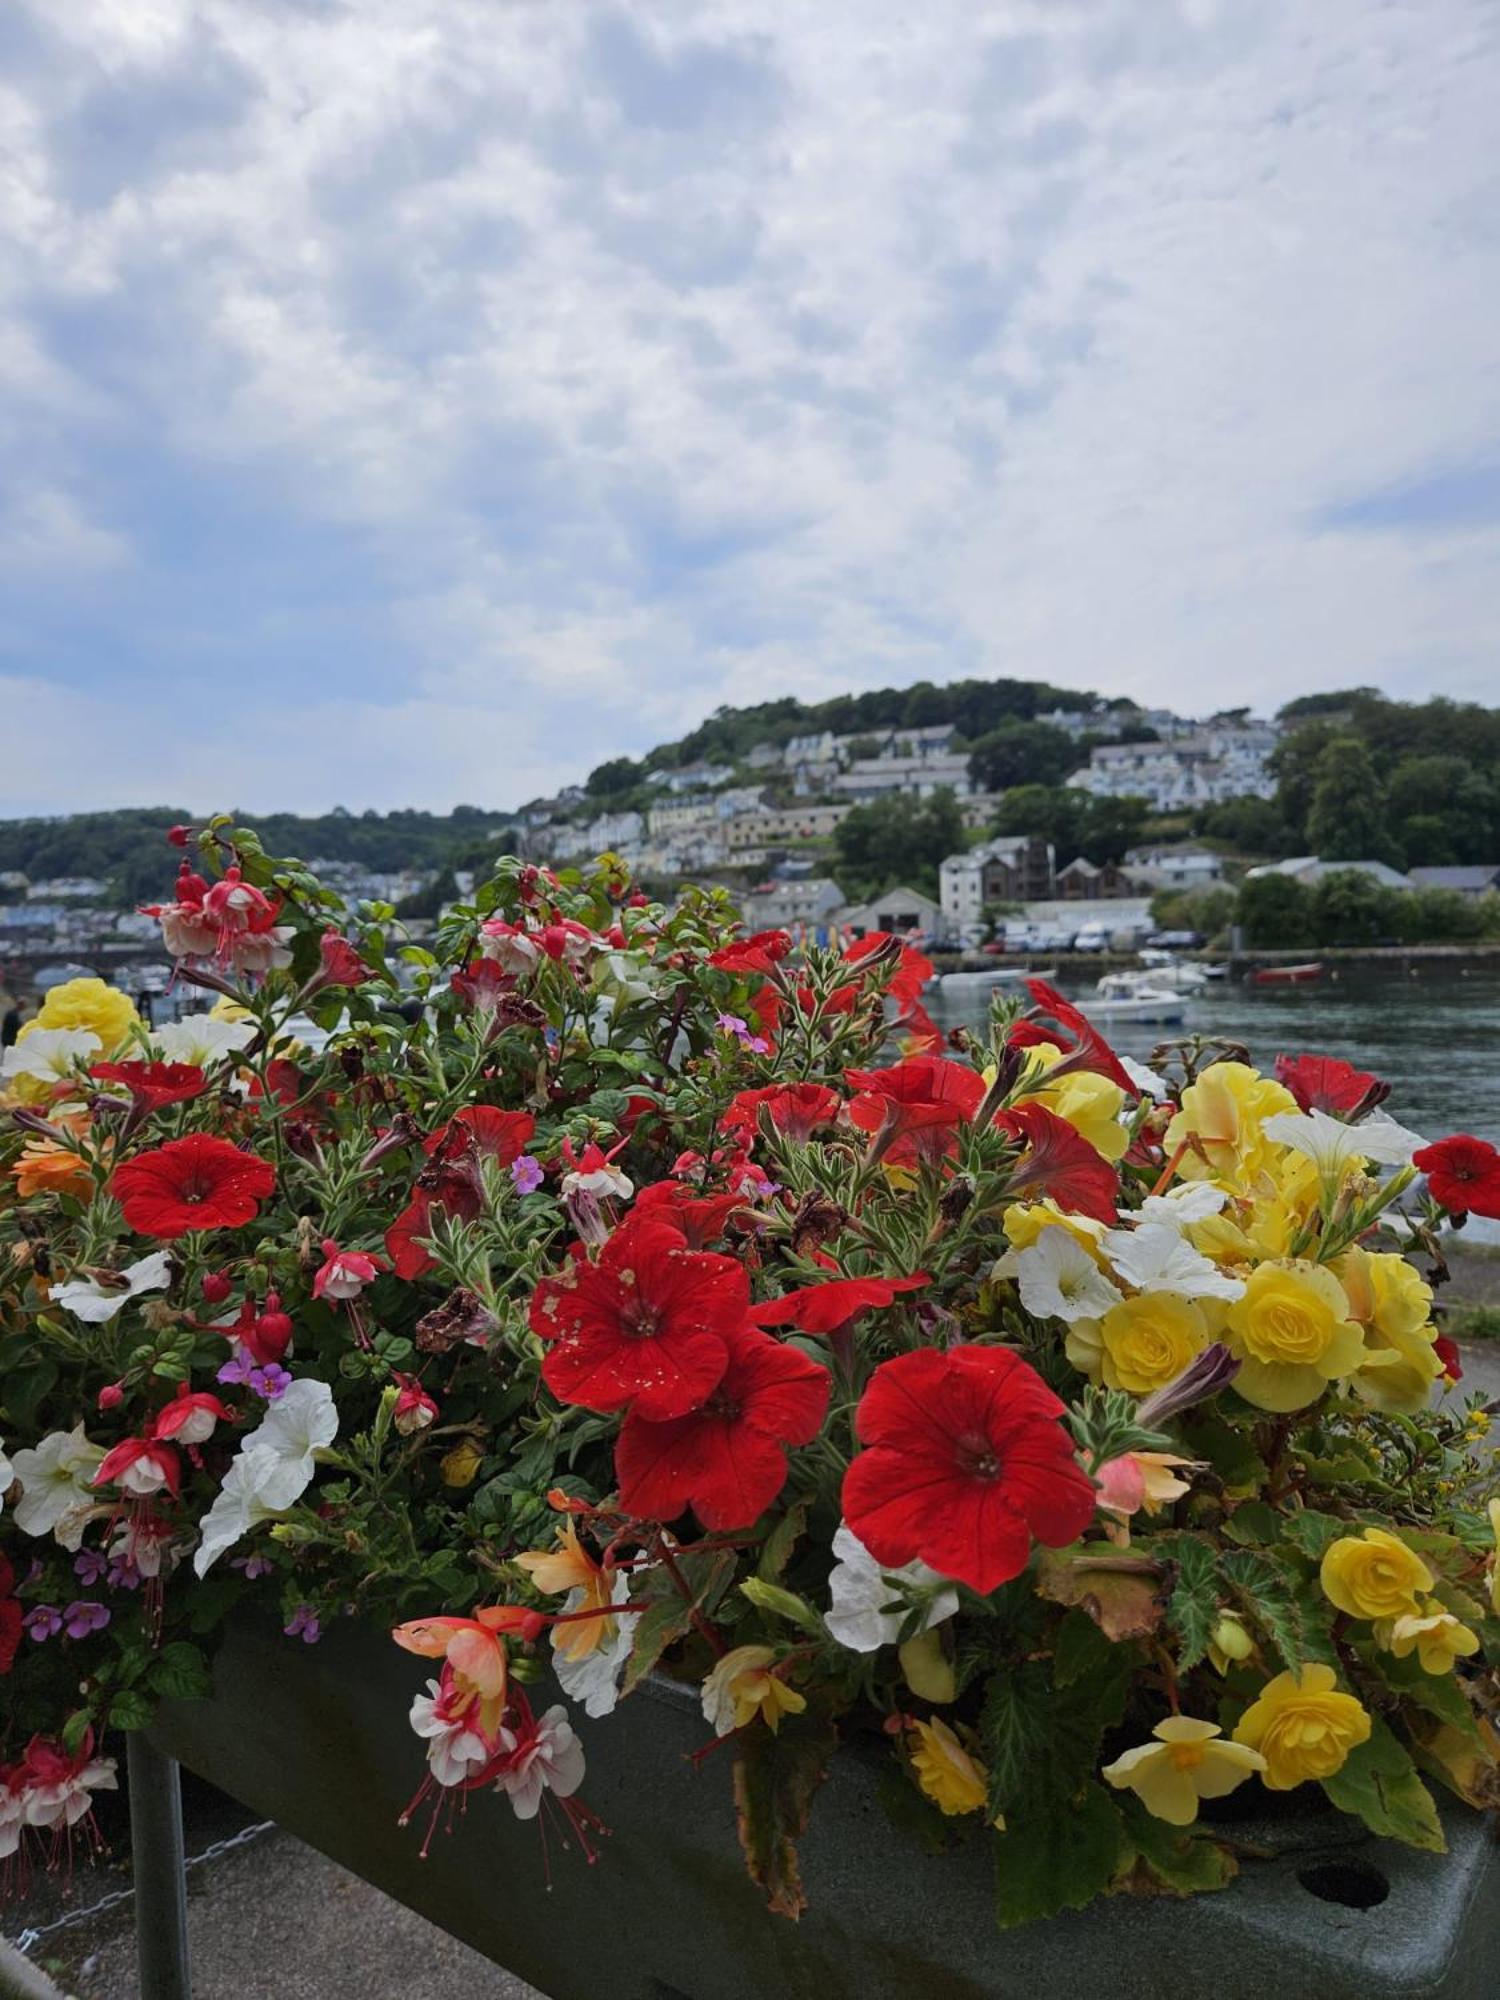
[1248,961,1324,986]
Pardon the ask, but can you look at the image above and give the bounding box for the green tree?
[1236,874,1314,949]
[1305,737,1396,863]
[586,757,645,798]
[1307,870,1401,946]
[1383,756,1496,865]
[833,789,966,898]
[967,722,1078,793]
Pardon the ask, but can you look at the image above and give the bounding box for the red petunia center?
[953,1431,1003,1481]
[620,1298,662,1340]
[703,1388,744,1422]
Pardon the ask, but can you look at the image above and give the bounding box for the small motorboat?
[1099,963,1210,998]
[1084,987,1191,1026]
[1249,961,1324,986]
[938,965,1056,992]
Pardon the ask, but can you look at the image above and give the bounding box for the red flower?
[708,930,792,976]
[387,1109,538,1279]
[843,934,941,1051]
[994,1102,1120,1225]
[845,1056,985,1165]
[90,1060,207,1109]
[111,1136,275,1238]
[752,1272,929,1337]
[1433,1336,1463,1384]
[842,1344,1096,1594]
[1274,1053,1386,1117]
[1011,979,1137,1096]
[532,1213,748,1419]
[315,931,373,988]
[449,958,515,1012]
[634,1180,745,1249]
[722,1082,842,1146]
[92,1435,181,1499]
[0,1554,20,1676]
[1412,1135,1500,1220]
[427,1106,536,1167]
[614,1323,830,1529]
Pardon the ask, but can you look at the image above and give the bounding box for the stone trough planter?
[143,1614,1498,2000]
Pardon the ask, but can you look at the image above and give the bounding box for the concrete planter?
[151,1616,1497,2000]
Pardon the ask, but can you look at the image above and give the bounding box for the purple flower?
[248,1363,291,1401]
[231,1552,274,1580]
[217,1349,255,1388]
[73,1549,108,1587]
[715,1012,749,1037]
[62,1601,110,1639]
[106,1553,142,1592]
[745,1036,770,1056]
[510,1154,545,1196]
[283,1605,321,1644]
[24,1605,62,1643]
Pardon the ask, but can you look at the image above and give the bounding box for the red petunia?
[844,1056,985,1166]
[425,1106,536,1166]
[532,1212,748,1419]
[842,1344,1096,1595]
[1433,1336,1463,1384]
[843,934,941,1051]
[634,1180,746,1249]
[315,931,372,988]
[994,1101,1120,1225]
[111,1135,275,1238]
[1012,979,1137,1097]
[1274,1053,1386,1117]
[708,930,792,976]
[1412,1135,1500,1220]
[722,1082,842,1147]
[90,1060,207,1110]
[614,1322,830,1529]
[752,1272,929,1337]
[387,1109,539,1279]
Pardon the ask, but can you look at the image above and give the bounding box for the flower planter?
[148,1614,1498,2000]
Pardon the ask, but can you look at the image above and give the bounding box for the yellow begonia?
[1190,1185,1302,1266]
[1320,1528,1433,1620]
[1102,1716,1265,1825]
[1376,1601,1481,1676]
[1164,1061,1298,1190]
[1339,1247,1441,1413]
[1232,1665,1372,1789]
[22,978,139,1054]
[1097,1294,1210,1395]
[1000,1199,1110,1259]
[1012,1043,1127,1162]
[701,1646,806,1736]
[1222,1259,1365,1411]
[908,1717,989,1816]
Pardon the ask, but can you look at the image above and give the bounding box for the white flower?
[0,1437,12,1513]
[49,1251,174,1325]
[1103,1223,1246,1302]
[825,1524,959,1653]
[409,1681,494,1788]
[0,1028,101,1086]
[151,1016,256,1066]
[1135,1184,1230,1231]
[10,1424,105,1540]
[553,1571,634,1719]
[193,1382,339,1575]
[494,1706,586,1820]
[192,1450,283,1575]
[1014,1226,1122,1326]
[22,1755,118,1831]
[1122,1057,1170,1100]
[561,1161,634,1204]
[1263,1108,1424,1176]
[0,1783,24,1860]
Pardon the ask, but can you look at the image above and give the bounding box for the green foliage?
[1321,1717,1446,1852]
[991,1781,1125,1929]
[966,721,1079,793]
[1163,1535,1220,1671]
[992,784,1149,864]
[832,787,966,897]
[732,1707,840,1919]
[1305,736,1397,863]
[1236,867,1499,949]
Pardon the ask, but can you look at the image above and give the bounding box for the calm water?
[929,967,1500,1146]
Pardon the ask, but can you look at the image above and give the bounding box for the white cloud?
[1,0,1497,812]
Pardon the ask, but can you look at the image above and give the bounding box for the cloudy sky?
[2,1,1497,816]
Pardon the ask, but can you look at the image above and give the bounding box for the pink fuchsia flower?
[152,1387,233,1445]
[314,931,372,989]
[491,1700,586,1820]
[62,1601,110,1639]
[511,1154,545,1195]
[283,1605,321,1644]
[92,1436,180,1500]
[392,1375,439,1435]
[19,1731,117,1831]
[477,920,542,976]
[312,1240,385,1303]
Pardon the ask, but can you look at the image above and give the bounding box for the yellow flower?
[1012,1043,1127,1162]
[1190,1184,1302,1266]
[1222,1259,1365,1411]
[1376,1600,1481,1675]
[1000,1199,1110,1259]
[1339,1248,1441,1413]
[701,1645,806,1736]
[439,1438,484,1488]
[1164,1062,1298,1190]
[25,978,139,1054]
[908,1717,989,1816]
[898,1628,956,1704]
[1097,1294,1210,1395]
[514,1520,618,1663]
[1232,1665,1372,1789]
[1102,1716,1265,1825]
[1489,1499,1500,1618]
[1320,1527,1433,1621]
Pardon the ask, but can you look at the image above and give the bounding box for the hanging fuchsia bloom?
[314,931,372,989]
[151,1386,233,1445]
[392,1374,440,1435]
[313,1240,386,1303]
[92,1435,181,1500]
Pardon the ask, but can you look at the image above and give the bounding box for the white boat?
[1085,987,1191,1025]
[938,964,1056,992]
[1099,962,1210,998]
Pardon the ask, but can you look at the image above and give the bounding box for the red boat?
[1249,961,1324,986]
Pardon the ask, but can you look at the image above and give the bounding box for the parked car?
[1072,922,1111,953]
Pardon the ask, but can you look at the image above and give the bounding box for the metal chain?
[7,1817,276,1956]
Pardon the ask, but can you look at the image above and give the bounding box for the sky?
[1,0,1498,818]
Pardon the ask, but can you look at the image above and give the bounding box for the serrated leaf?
[1360,1640,1477,1732]
[621,1550,734,1695]
[980,1645,1131,1820]
[1162,1535,1219,1671]
[733,1709,838,1919]
[1114,1795,1238,1897]
[1220,1549,1336,1670]
[1052,1608,1118,1689]
[1177,1410,1265,1491]
[992,1782,1124,1929]
[1222,1500,1280,1547]
[1278,1509,1349,1560]
[1321,1717,1445,1853]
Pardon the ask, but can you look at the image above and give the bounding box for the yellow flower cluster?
[1320,1529,1480,1677]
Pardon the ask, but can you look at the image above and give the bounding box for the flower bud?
[899,1627,956,1705]
[1211,1612,1253,1663]
[97,1381,125,1412]
[201,1272,232,1305]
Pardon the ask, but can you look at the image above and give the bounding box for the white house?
[1243,857,1412,890]
[741,876,846,933]
[939,837,1056,928]
[1125,847,1227,890]
[838,884,946,943]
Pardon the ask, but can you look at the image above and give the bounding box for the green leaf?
[980,1644,1132,1820]
[733,1709,839,1918]
[1051,1609,1118,1690]
[992,1782,1124,1929]
[621,1550,734,1695]
[1222,1500,1280,1547]
[739,1578,824,1636]
[1178,1410,1265,1490]
[1220,1549,1336,1670]
[108,1690,155,1731]
[150,1641,214,1702]
[1321,1717,1446,1852]
[1279,1509,1349,1561]
[1115,1795,1238,1896]
[1358,1641,1477,1732]
[1162,1535,1220,1671]
[756,1499,808,1584]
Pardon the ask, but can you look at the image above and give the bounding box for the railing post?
[127,1733,193,2000]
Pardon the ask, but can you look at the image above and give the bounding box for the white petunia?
[825,1524,959,1653]
[192,1452,283,1576]
[1122,1056,1170,1101]
[1135,1183,1230,1231]
[1014,1226,1122,1326]
[0,1437,12,1515]
[1,1028,101,1086]
[192,1381,339,1575]
[151,1016,256,1066]
[49,1251,174,1325]
[10,1424,106,1540]
[1103,1224,1246,1302]
[553,1571,635,1719]
[1263,1107,1424,1176]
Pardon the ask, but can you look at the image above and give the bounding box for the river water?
[929,967,1500,1147]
